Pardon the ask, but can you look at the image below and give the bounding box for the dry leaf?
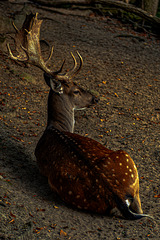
[29,212,34,217]
[10,211,16,218]
[9,219,15,223]
[154,194,160,198]
[60,229,67,236]
[53,205,59,209]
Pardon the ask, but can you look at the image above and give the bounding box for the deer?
[7,13,152,220]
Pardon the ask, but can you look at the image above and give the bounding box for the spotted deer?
[8,13,151,220]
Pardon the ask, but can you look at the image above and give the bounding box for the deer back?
[35,127,143,218]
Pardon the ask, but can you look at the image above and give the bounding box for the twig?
[114,34,145,42]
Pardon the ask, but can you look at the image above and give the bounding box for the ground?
[0,1,160,239]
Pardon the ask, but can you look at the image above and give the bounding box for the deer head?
[8,13,152,220]
[44,72,97,132]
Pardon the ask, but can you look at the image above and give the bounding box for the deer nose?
[92,96,99,104]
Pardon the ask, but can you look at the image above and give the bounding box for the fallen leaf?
[9,219,15,223]
[29,212,34,217]
[34,229,40,234]
[53,205,59,209]
[10,211,16,218]
[60,229,67,236]
[50,223,57,229]
[36,208,45,212]
[36,227,43,230]
[154,194,160,198]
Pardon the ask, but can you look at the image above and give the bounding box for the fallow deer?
[8,13,152,220]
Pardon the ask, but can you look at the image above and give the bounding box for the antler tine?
[53,59,66,76]
[70,52,78,74]
[72,51,83,78]
[45,45,54,65]
[57,52,77,79]
[7,43,28,62]
[68,51,83,79]
[56,51,83,81]
[44,46,66,75]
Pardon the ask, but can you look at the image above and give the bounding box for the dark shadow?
[0,125,64,206]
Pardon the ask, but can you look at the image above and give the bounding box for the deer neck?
[47,91,75,133]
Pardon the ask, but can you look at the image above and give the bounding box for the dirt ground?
[0,1,160,239]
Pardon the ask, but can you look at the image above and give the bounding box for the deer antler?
[7,13,83,81]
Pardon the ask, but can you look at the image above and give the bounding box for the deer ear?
[44,73,63,94]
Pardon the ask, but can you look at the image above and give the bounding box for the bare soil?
[0,1,160,239]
